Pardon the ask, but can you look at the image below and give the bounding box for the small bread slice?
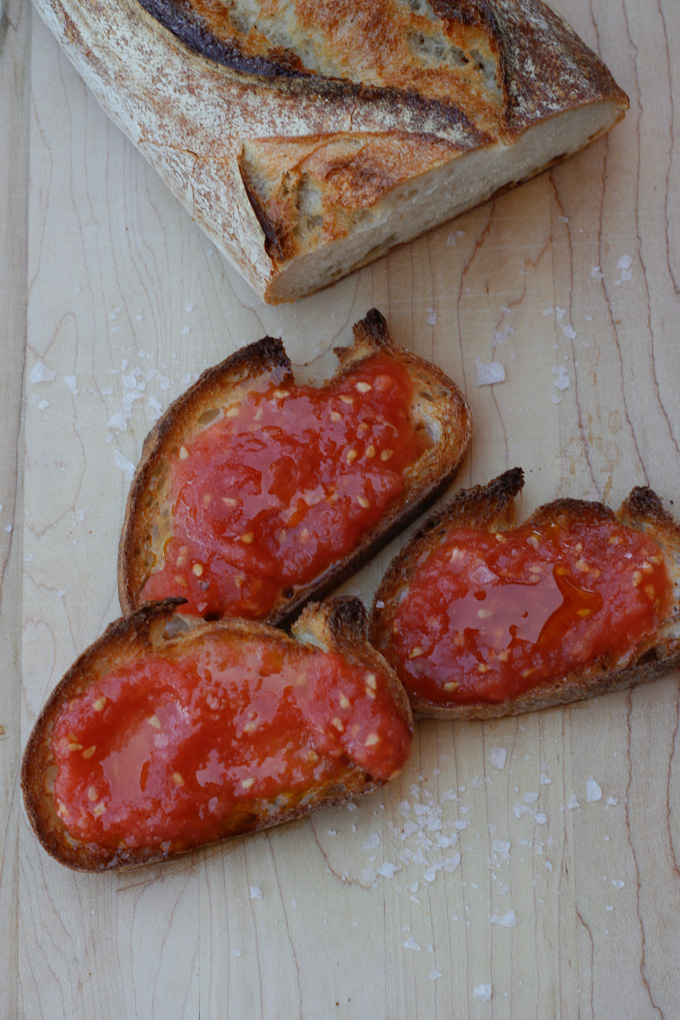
[22,597,413,872]
[370,469,680,719]
[32,0,628,302]
[118,309,471,625]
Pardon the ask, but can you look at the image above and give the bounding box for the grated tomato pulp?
[52,635,411,853]
[140,354,431,618]
[389,517,672,705]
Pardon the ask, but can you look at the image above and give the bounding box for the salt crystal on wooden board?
[586,779,603,803]
[249,886,262,900]
[29,362,55,384]
[475,357,505,386]
[473,984,492,1002]
[489,747,507,770]
[491,910,517,928]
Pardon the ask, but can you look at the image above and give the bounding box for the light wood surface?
[5,0,680,1016]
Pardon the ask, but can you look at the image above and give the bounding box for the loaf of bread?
[370,469,680,719]
[22,597,413,871]
[32,0,628,302]
[118,309,471,625]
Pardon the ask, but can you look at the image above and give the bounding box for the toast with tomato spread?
[22,597,413,872]
[370,469,680,719]
[119,309,471,625]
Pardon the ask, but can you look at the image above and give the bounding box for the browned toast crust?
[118,309,471,625]
[370,470,680,719]
[22,597,413,872]
[32,0,628,301]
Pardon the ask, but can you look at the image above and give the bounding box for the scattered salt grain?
[491,911,517,928]
[181,326,191,335]
[556,307,566,324]
[534,813,548,825]
[540,774,551,785]
[606,797,618,807]
[489,747,507,770]
[494,325,514,346]
[591,266,604,280]
[363,833,380,851]
[108,411,131,432]
[473,984,492,1002]
[492,841,511,855]
[612,880,625,890]
[377,862,401,879]
[475,357,505,386]
[446,229,465,246]
[403,936,421,951]
[543,307,555,317]
[249,886,262,900]
[561,324,577,341]
[29,362,55,384]
[38,400,49,411]
[567,794,580,810]
[524,792,539,805]
[56,589,66,598]
[427,310,437,326]
[114,450,136,478]
[64,375,78,394]
[429,970,442,981]
[552,365,571,391]
[233,950,242,957]
[586,779,602,803]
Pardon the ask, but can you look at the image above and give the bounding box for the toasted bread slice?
[32,0,628,302]
[118,309,471,625]
[22,596,413,872]
[370,469,680,719]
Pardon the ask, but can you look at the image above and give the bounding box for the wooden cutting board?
[4,0,680,1016]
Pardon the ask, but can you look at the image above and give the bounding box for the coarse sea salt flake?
[29,362,55,384]
[363,832,380,851]
[249,885,262,900]
[491,910,517,928]
[586,779,602,803]
[64,375,78,394]
[429,970,442,981]
[612,880,625,890]
[553,365,571,391]
[114,451,136,478]
[403,936,421,951]
[606,796,618,807]
[377,862,400,879]
[427,310,437,326]
[493,840,511,854]
[473,984,492,1002]
[108,411,131,432]
[475,357,505,386]
[524,792,539,805]
[567,793,580,810]
[562,324,577,340]
[591,266,604,280]
[489,747,507,770]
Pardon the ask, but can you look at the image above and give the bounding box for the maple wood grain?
[7,0,680,1017]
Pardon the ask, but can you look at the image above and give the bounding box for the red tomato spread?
[140,355,431,618]
[52,637,411,853]
[389,517,672,704]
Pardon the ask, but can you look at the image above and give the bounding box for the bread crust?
[370,470,680,719]
[22,596,413,872]
[118,309,471,625]
[31,0,628,302]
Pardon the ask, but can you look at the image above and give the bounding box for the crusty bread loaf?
[118,309,471,625]
[22,596,413,871]
[370,469,680,719]
[32,0,628,302]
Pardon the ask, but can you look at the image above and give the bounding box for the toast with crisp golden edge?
[31,0,628,302]
[118,309,471,625]
[22,597,413,872]
[370,469,680,719]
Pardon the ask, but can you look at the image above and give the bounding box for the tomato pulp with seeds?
[52,637,411,852]
[389,518,672,705]
[140,355,432,618]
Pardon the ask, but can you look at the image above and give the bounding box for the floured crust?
[118,309,471,625]
[32,0,628,302]
[370,469,680,719]
[21,597,413,872]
